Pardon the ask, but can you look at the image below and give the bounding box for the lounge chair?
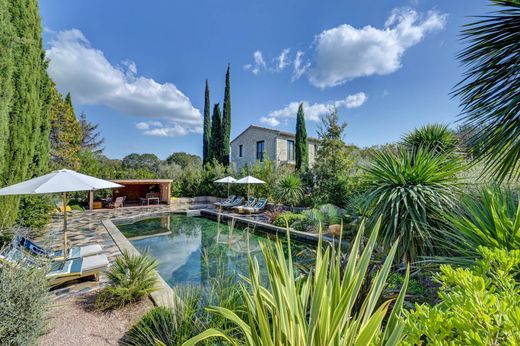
[47,253,109,287]
[232,197,256,212]
[15,235,103,260]
[223,196,244,209]
[214,195,235,208]
[0,246,109,287]
[242,198,268,214]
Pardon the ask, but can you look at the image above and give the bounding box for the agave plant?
[362,148,463,263]
[182,219,409,346]
[275,173,304,206]
[454,0,520,181]
[440,186,520,263]
[401,123,458,156]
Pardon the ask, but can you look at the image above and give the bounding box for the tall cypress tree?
[221,64,231,166]
[0,0,14,181]
[210,103,223,164]
[202,79,211,165]
[295,103,308,171]
[1,0,51,226]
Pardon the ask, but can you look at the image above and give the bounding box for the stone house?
[230,125,320,169]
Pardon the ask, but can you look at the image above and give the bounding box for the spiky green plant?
[182,219,410,346]
[362,148,463,263]
[275,173,303,206]
[95,250,158,310]
[401,123,458,155]
[440,186,520,263]
[454,0,520,181]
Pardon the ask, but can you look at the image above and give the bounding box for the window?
[239,144,243,158]
[256,141,265,162]
[287,140,294,161]
[314,144,318,154]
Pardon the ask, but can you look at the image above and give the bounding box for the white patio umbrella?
[235,175,265,198]
[213,176,237,197]
[0,169,123,259]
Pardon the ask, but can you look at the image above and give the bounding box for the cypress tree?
[221,64,231,166]
[295,103,308,171]
[0,0,14,180]
[210,103,223,164]
[1,0,51,226]
[202,79,211,165]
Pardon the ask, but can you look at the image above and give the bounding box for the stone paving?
[45,204,200,299]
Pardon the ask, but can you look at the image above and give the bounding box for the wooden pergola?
[87,179,172,209]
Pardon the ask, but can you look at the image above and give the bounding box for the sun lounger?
[47,253,109,287]
[242,198,268,214]
[222,196,244,209]
[232,197,256,211]
[214,195,235,207]
[15,235,103,260]
[0,246,109,287]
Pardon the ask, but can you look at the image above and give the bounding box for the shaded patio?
[87,179,173,209]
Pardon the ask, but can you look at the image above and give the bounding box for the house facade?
[230,125,320,169]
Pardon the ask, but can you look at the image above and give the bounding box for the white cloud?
[243,50,267,75]
[292,51,310,81]
[336,92,368,108]
[259,116,281,127]
[275,48,291,71]
[261,92,367,126]
[46,29,202,136]
[309,8,447,88]
[135,121,202,137]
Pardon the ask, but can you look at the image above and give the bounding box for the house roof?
[231,124,320,143]
[111,179,173,185]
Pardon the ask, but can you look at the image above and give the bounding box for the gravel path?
[40,293,154,346]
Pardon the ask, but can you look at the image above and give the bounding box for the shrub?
[125,273,243,345]
[16,195,53,231]
[274,173,303,206]
[272,211,306,228]
[403,247,520,345]
[447,186,519,253]
[402,123,458,155]
[183,219,410,346]
[0,264,49,345]
[362,148,463,263]
[95,250,158,310]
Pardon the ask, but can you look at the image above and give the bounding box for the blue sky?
[40,0,490,159]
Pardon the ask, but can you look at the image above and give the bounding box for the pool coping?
[102,218,175,307]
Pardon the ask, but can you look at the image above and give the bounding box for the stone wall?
[230,127,278,169]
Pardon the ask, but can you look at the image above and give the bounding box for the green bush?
[442,186,520,263]
[403,247,520,345]
[0,264,49,345]
[125,274,242,345]
[17,195,53,231]
[272,211,306,228]
[274,174,303,206]
[362,148,463,263]
[95,250,158,310]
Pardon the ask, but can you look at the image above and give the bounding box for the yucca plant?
[95,250,158,310]
[275,173,304,206]
[454,0,520,181]
[362,148,463,263]
[401,123,458,156]
[182,219,410,346]
[439,186,520,263]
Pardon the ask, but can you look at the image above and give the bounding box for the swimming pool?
[117,213,315,288]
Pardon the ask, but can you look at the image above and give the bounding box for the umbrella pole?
[227,183,230,198]
[63,192,68,260]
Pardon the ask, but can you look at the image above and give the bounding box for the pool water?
[117,214,316,287]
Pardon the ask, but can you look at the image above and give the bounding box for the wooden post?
[88,190,94,210]
[63,192,68,259]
